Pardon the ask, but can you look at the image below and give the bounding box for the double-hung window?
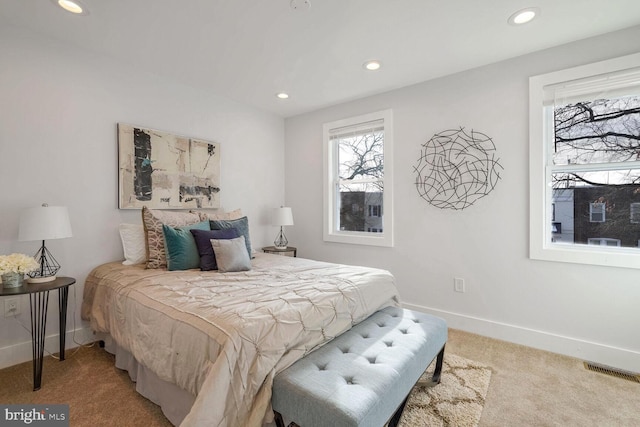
[529,53,640,268]
[589,203,606,223]
[323,109,393,247]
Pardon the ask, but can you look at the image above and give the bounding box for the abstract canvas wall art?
[118,124,221,209]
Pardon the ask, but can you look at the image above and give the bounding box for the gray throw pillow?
[210,235,252,273]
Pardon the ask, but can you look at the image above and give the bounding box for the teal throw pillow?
[162,220,210,271]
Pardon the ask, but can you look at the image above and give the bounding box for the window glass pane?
[550,176,640,248]
[337,182,383,232]
[337,131,384,182]
[552,169,640,187]
[553,95,640,166]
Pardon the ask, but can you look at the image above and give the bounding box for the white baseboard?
[3,308,638,374]
[0,326,95,370]
[403,302,640,373]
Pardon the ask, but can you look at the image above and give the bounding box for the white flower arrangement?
[0,253,40,275]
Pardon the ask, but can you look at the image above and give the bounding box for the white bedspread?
[81,253,400,426]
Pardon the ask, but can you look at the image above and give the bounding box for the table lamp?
[272,207,294,249]
[18,204,73,283]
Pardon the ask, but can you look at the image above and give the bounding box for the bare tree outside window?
[554,97,640,170]
[338,131,384,184]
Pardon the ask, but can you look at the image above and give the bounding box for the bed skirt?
[99,333,195,426]
[100,334,313,427]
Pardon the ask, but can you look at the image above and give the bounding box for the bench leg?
[432,344,445,384]
[387,396,409,427]
[416,344,446,387]
[274,411,300,427]
[274,411,285,427]
[389,344,446,426]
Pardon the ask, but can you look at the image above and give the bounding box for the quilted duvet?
[81,253,400,426]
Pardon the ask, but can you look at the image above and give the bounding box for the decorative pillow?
[190,228,240,271]
[193,208,244,222]
[210,235,252,273]
[162,221,211,271]
[209,216,253,258]
[119,224,147,265]
[142,206,202,269]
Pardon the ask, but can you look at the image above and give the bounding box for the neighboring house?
[551,189,575,243]
[553,186,640,248]
[339,191,383,233]
[573,186,640,248]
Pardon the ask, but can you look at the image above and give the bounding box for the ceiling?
[2,0,640,118]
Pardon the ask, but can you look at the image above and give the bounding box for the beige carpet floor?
[447,329,640,427]
[0,343,172,427]
[1,329,638,426]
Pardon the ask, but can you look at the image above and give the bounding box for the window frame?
[323,109,394,247]
[529,53,640,269]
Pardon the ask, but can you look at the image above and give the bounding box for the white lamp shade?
[272,207,294,226]
[19,205,73,241]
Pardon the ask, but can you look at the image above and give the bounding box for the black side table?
[262,246,297,257]
[0,276,75,390]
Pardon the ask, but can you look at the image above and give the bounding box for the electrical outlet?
[454,277,466,293]
[4,298,20,317]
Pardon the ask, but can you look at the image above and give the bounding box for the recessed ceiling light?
[52,0,89,15]
[290,0,311,11]
[363,60,382,71]
[276,92,289,99]
[508,7,539,25]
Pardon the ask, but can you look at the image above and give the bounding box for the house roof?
[2,0,640,118]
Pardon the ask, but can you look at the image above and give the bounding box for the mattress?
[81,253,400,426]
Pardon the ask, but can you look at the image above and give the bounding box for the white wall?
[0,25,285,368]
[284,26,640,371]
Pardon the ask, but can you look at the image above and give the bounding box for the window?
[588,238,621,247]
[631,203,640,223]
[323,110,393,246]
[529,53,640,269]
[589,203,605,223]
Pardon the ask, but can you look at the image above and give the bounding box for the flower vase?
[1,272,25,289]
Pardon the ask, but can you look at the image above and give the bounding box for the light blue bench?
[272,306,447,427]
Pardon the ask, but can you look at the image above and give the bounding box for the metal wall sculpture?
[118,124,221,209]
[414,127,502,210]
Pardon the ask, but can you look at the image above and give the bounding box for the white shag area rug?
[399,353,492,427]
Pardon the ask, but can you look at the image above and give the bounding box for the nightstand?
[0,276,75,390]
[262,246,297,257]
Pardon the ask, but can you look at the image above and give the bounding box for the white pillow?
[119,224,147,265]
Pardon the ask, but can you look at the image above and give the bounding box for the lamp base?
[27,275,57,284]
[274,227,289,250]
[28,242,61,283]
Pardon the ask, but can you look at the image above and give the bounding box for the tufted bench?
[271,306,447,427]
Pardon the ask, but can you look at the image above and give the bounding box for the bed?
[81,252,400,427]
